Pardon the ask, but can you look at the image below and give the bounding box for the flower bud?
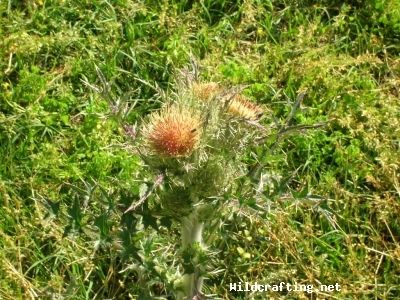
[225,94,263,120]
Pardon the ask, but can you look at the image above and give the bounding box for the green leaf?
[142,213,158,231]
[236,247,245,255]
[139,183,148,198]
[159,217,172,230]
[60,115,70,126]
[43,198,60,219]
[293,183,309,199]
[94,213,110,237]
[67,195,83,225]
[63,195,84,238]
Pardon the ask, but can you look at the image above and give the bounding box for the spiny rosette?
[142,106,202,157]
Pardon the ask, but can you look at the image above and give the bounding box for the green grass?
[1,0,400,299]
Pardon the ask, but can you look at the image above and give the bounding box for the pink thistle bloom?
[143,106,201,157]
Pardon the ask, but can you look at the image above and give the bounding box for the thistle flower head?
[192,82,221,102]
[226,94,263,120]
[142,106,202,157]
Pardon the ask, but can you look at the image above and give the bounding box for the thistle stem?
[178,207,204,300]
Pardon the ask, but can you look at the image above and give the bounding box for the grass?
[1,0,400,299]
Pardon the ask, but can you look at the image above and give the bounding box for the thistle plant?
[135,66,265,299]
[81,59,330,299]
